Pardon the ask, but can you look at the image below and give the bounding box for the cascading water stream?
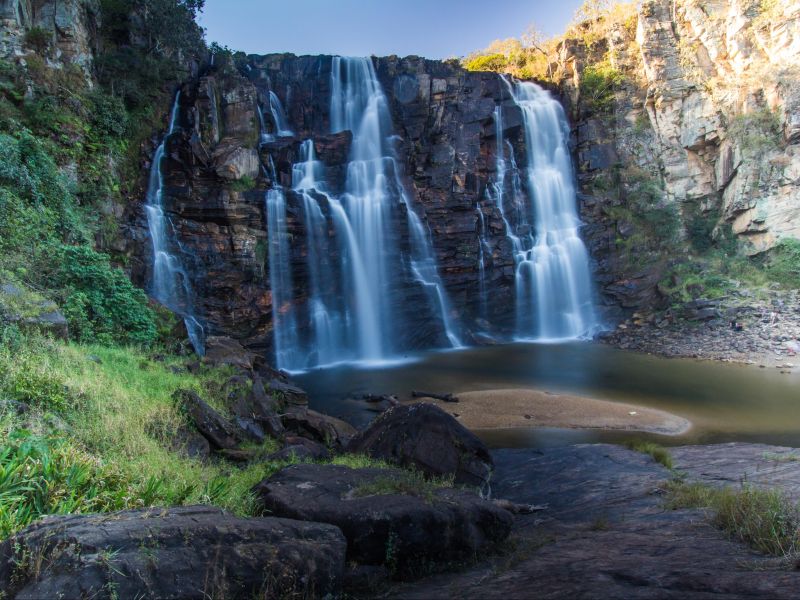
[490,79,597,340]
[144,92,205,354]
[292,140,347,366]
[259,91,294,142]
[330,55,461,357]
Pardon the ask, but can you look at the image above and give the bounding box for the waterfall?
[329,55,460,359]
[492,79,597,340]
[476,204,490,321]
[259,91,294,142]
[265,183,300,369]
[292,140,347,366]
[144,93,205,354]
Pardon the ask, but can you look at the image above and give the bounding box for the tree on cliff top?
[96,0,206,109]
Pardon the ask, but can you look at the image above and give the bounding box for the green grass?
[664,479,800,557]
[763,453,800,463]
[0,334,411,538]
[0,336,295,537]
[624,440,673,469]
[350,468,454,503]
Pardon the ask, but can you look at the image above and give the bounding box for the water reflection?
[294,342,800,448]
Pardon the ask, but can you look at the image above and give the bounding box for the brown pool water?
[293,342,800,448]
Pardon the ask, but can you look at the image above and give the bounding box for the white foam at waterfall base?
[144,93,205,355]
[492,78,599,341]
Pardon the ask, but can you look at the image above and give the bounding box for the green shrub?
[228,175,257,192]
[580,64,624,114]
[23,27,51,55]
[464,53,510,72]
[765,238,800,288]
[51,246,157,346]
[729,107,784,157]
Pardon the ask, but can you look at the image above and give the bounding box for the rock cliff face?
[128,55,566,355]
[0,0,97,74]
[119,0,800,358]
[555,0,800,311]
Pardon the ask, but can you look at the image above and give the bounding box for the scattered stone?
[253,464,512,574]
[0,506,346,599]
[348,403,493,489]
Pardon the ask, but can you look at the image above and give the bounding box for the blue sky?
[198,0,586,59]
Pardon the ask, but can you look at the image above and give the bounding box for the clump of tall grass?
[665,479,800,557]
[624,440,673,469]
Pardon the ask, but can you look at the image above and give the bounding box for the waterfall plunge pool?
[293,342,800,449]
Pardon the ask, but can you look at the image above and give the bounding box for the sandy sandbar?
[406,389,691,435]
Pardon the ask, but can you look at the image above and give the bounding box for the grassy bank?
[0,336,299,538]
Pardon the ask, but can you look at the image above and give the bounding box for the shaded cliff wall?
[127,54,582,354]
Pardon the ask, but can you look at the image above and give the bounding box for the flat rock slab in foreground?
[391,443,800,599]
[0,506,346,599]
[254,463,513,573]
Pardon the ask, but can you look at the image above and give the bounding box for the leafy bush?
[51,246,157,346]
[580,64,624,114]
[765,238,800,288]
[228,175,257,192]
[23,27,51,55]
[729,107,784,157]
[463,53,510,73]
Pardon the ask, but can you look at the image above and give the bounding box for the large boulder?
[0,506,346,599]
[253,464,512,574]
[348,403,494,488]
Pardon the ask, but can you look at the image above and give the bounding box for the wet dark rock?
[267,378,308,407]
[174,389,246,451]
[0,506,347,599]
[253,463,512,574]
[282,408,357,449]
[348,403,493,488]
[172,424,212,459]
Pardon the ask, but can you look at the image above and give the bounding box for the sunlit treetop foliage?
[462,1,637,80]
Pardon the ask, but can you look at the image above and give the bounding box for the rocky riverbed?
[600,289,800,371]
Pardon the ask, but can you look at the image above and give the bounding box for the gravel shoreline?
[598,289,800,371]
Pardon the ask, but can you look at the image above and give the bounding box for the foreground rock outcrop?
[390,443,800,599]
[0,506,346,599]
[254,463,513,574]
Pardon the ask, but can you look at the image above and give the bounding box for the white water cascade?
[259,91,294,142]
[144,93,205,354]
[491,79,597,340]
[329,55,461,359]
[292,140,348,366]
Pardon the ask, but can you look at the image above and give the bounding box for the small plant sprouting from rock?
[624,440,673,469]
